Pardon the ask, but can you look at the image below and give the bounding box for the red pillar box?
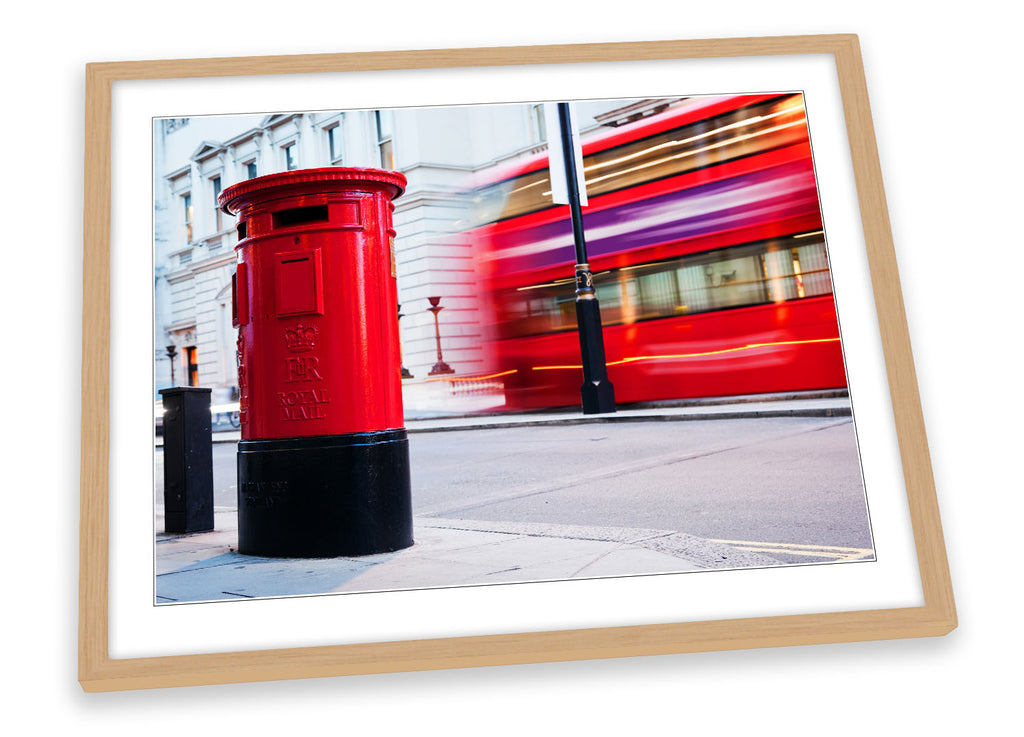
[219,168,412,557]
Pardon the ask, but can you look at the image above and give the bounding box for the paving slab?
[154,511,717,604]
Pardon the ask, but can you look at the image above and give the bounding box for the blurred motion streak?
[464,93,849,410]
[530,336,843,371]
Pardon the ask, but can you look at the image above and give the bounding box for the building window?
[184,346,199,386]
[327,124,343,164]
[211,175,223,231]
[182,192,193,243]
[283,143,297,171]
[375,110,394,170]
[246,160,258,179]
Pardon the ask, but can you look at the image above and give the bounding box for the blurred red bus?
[468,93,848,410]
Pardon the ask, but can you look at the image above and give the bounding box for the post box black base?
[237,429,413,558]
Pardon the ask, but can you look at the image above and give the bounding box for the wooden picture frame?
[80,34,955,692]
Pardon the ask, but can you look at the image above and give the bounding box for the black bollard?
[159,387,214,534]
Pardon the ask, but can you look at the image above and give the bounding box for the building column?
[218,150,235,189]
[255,132,273,176]
[188,160,205,243]
[298,114,318,168]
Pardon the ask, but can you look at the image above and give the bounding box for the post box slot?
[236,220,247,239]
[272,205,329,229]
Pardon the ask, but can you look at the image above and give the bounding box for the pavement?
[154,390,852,605]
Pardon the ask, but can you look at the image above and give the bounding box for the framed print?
[80,34,956,692]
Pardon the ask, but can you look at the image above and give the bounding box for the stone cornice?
[164,163,191,181]
[164,250,236,283]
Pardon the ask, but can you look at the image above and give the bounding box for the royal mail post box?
[219,167,412,557]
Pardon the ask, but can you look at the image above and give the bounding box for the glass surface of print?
[151,92,869,604]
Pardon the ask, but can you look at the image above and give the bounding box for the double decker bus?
[468,93,848,410]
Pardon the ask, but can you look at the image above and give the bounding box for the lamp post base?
[428,362,454,376]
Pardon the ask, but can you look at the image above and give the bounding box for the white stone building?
[153,99,658,413]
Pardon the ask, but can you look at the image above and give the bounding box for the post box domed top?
[218,167,406,216]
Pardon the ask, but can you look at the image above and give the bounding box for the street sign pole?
[554,102,616,414]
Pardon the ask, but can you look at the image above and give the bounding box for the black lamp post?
[427,296,454,376]
[166,344,178,387]
[556,102,616,414]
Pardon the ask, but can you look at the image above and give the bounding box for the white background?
[2,1,1019,733]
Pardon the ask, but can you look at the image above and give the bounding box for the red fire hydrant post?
[219,168,412,557]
